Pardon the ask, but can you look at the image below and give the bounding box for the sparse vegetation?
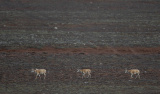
[0,0,160,93]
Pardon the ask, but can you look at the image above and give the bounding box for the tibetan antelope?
[77,69,91,79]
[31,68,46,80]
[125,68,140,79]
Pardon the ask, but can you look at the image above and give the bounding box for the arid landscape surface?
[0,0,160,94]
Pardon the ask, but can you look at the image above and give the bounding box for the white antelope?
[31,68,46,80]
[125,68,140,79]
[77,69,91,79]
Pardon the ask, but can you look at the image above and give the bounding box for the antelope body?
[77,69,91,78]
[31,69,46,80]
[125,68,140,79]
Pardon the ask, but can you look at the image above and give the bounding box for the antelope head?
[125,68,128,73]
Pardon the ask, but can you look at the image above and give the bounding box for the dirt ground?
[0,47,160,94]
[0,0,160,94]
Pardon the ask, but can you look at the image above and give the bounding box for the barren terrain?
[0,0,160,94]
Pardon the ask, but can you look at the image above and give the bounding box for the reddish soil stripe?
[0,47,160,54]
